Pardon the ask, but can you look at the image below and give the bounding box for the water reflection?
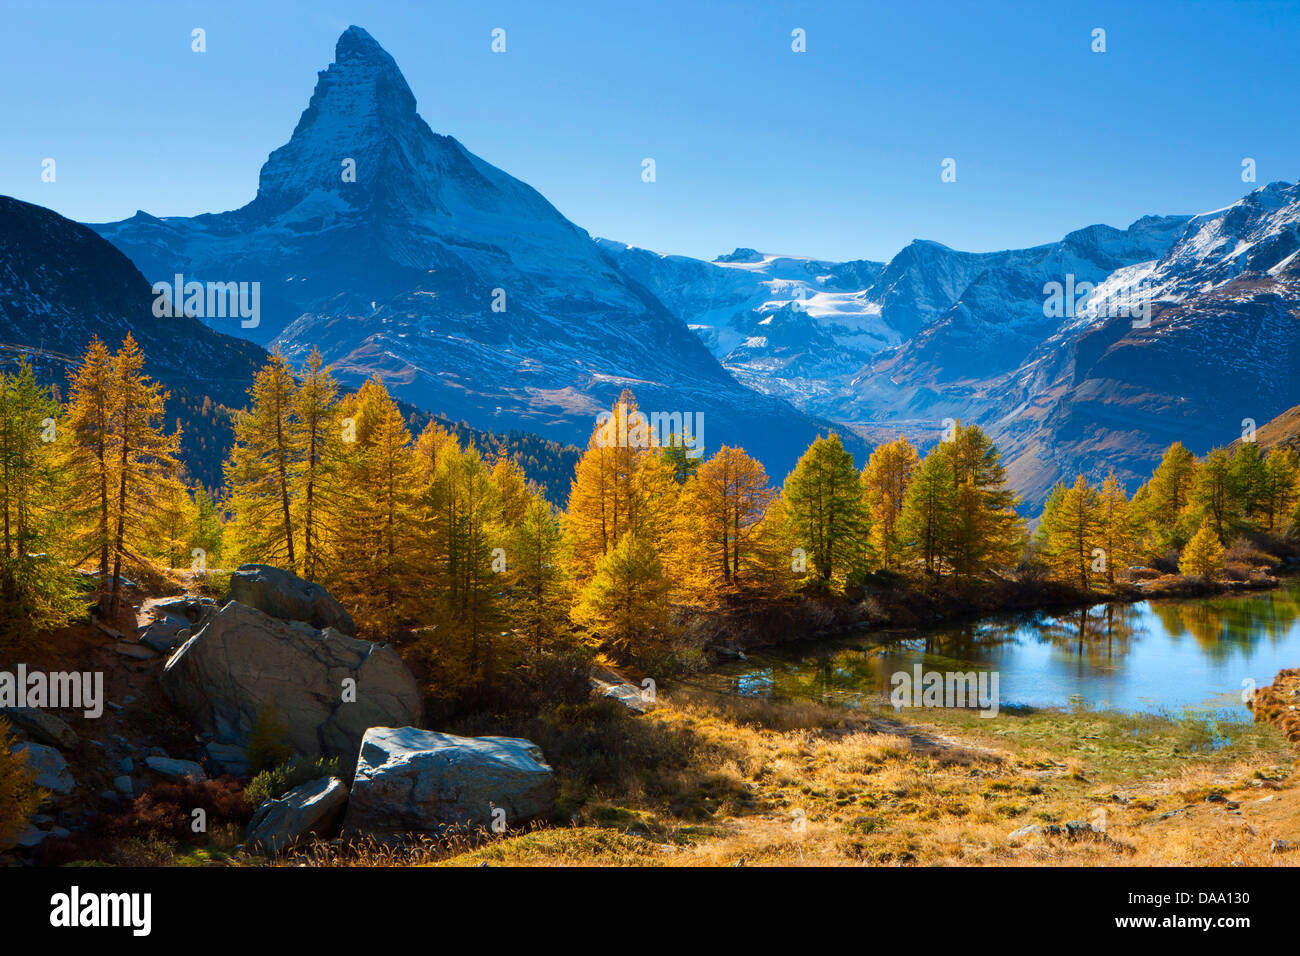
[716,580,1300,717]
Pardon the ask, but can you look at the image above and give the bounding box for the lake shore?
[680,554,1299,667]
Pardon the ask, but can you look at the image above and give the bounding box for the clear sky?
[2,0,1297,263]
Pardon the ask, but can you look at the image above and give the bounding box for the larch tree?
[426,439,504,678]
[63,337,116,585]
[0,718,42,850]
[1262,446,1300,531]
[1096,471,1135,585]
[1190,447,1240,544]
[861,436,919,570]
[0,361,79,638]
[782,432,869,586]
[571,531,672,653]
[1132,442,1198,556]
[331,377,420,635]
[945,423,1024,577]
[506,495,570,656]
[1180,521,1225,579]
[563,391,674,580]
[1231,442,1268,525]
[292,348,343,582]
[1038,474,1103,589]
[899,443,956,578]
[106,334,182,615]
[223,353,299,570]
[676,445,775,596]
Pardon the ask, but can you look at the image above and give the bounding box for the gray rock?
[590,677,653,713]
[151,596,217,624]
[15,824,48,848]
[246,776,348,854]
[13,741,74,795]
[342,727,555,841]
[113,642,155,661]
[140,620,190,654]
[1007,824,1042,842]
[228,564,356,635]
[204,742,250,777]
[145,756,206,781]
[113,775,133,796]
[0,707,78,750]
[1064,819,1103,840]
[161,601,421,775]
[118,757,133,773]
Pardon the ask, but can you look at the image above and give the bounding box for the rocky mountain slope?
[601,216,1190,439]
[608,184,1300,510]
[0,195,268,487]
[92,26,861,477]
[977,182,1300,506]
[0,195,582,498]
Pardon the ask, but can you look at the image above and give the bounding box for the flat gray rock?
[229,564,356,635]
[246,776,348,854]
[145,755,206,781]
[113,642,156,660]
[342,727,555,841]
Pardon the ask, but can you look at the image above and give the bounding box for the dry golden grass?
[424,689,1300,867]
[233,688,1300,868]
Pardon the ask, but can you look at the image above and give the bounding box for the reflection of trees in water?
[732,583,1300,704]
[921,619,1023,662]
[1148,588,1300,661]
[1035,603,1144,667]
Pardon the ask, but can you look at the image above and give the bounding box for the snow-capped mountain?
[92,26,857,476]
[605,189,1299,511]
[601,215,1190,433]
[982,182,1300,507]
[596,241,892,407]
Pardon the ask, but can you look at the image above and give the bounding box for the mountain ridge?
[92,25,862,478]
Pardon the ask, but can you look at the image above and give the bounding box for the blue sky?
[2,0,1297,262]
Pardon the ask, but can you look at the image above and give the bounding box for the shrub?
[0,719,43,849]
[245,756,341,810]
[246,701,294,774]
[1180,523,1226,579]
[35,776,249,865]
[113,776,250,844]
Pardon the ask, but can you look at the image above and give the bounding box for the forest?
[0,337,1291,692]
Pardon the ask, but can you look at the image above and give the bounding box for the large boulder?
[228,564,356,636]
[0,707,78,750]
[342,727,556,841]
[246,776,348,854]
[14,740,74,795]
[161,601,421,774]
[145,755,206,781]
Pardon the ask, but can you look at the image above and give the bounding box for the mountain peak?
[249,26,421,217]
[337,24,381,55]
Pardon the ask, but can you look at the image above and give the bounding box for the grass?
[410,689,1299,867]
